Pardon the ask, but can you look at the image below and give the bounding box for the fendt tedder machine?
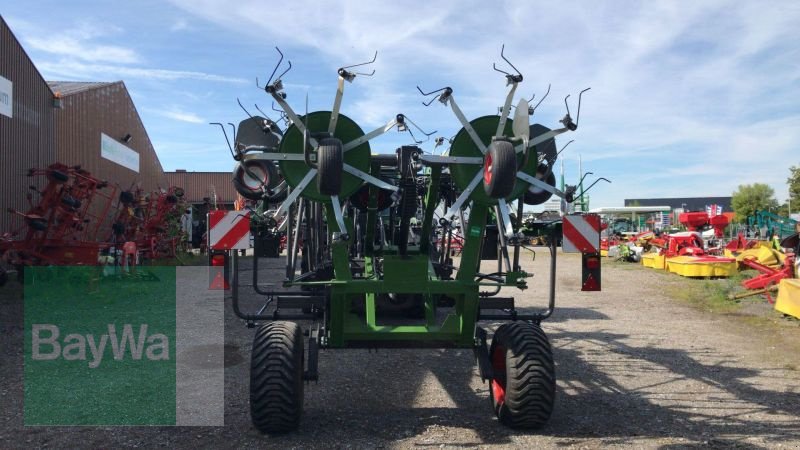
[218,47,605,432]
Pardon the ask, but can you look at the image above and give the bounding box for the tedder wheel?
[120,191,136,205]
[250,321,304,433]
[27,218,48,232]
[233,160,278,201]
[489,322,555,429]
[523,166,556,206]
[483,140,517,199]
[61,195,81,209]
[48,169,69,183]
[316,138,343,196]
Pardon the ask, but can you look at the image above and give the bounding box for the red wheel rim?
[490,344,506,407]
[483,153,493,186]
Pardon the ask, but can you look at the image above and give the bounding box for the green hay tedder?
[218,46,604,432]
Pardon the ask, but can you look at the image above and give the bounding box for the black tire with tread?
[483,140,517,199]
[48,169,69,183]
[316,138,343,196]
[250,321,304,433]
[120,191,136,205]
[489,321,555,429]
[523,167,556,206]
[233,160,278,201]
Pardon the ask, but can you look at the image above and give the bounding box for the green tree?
[731,183,779,222]
[788,165,800,214]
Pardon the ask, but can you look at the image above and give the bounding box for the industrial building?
[0,16,170,234]
[164,170,236,210]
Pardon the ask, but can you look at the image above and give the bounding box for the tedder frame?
[215,46,605,433]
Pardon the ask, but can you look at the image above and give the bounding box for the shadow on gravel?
[547,328,800,447]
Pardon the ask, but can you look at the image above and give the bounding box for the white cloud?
[159,109,205,124]
[170,18,190,32]
[22,22,140,64]
[36,59,248,84]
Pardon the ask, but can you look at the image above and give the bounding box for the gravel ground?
[2,250,800,449]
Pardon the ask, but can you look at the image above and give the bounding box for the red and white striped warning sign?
[208,211,251,250]
[562,213,600,253]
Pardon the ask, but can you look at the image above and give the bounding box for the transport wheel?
[523,165,556,206]
[61,195,81,209]
[27,218,48,232]
[48,169,69,183]
[489,321,555,428]
[233,160,278,201]
[250,321,304,433]
[483,140,516,199]
[120,191,136,205]
[316,138,344,196]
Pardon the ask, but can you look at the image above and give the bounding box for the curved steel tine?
[416,85,448,96]
[556,140,574,159]
[530,84,551,114]
[576,87,591,127]
[277,59,292,82]
[209,122,235,158]
[493,44,523,82]
[564,94,572,117]
[266,47,284,87]
[583,177,611,194]
[237,98,255,120]
[254,103,273,121]
[228,123,237,145]
[340,51,378,77]
[577,171,593,187]
[404,115,436,141]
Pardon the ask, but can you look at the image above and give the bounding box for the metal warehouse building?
[0,16,167,235]
[164,170,236,210]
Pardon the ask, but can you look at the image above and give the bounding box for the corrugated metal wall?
[52,81,168,238]
[0,16,56,233]
[164,171,236,206]
[54,82,166,191]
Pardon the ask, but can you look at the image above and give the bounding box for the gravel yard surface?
[2,251,800,449]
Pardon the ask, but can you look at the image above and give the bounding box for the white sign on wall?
[100,133,139,172]
[0,75,12,118]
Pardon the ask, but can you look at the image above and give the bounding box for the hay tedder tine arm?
[513,127,570,154]
[273,169,316,218]
[271,93,320,149]
[496,199,515,240]
[445,170,483,219]
[342,164,398,191]
[516,170,568,199]
[495,81,519,138]
[449,96,488,154]
[342,118,398,152]
[328,75,346,134]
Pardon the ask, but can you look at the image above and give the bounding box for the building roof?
[164,171,237,204]
[47,81,117,96]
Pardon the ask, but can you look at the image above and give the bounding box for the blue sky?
[3,1,799,209]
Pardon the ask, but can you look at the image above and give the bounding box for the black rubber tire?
[48,169,69,183]
[112,222,126,235]
[27,218,48,232]
[120,191,136,205]
[483,140,517,199]
[523,166,556,206]
[61,195,81,209]
[316,138,343,196]
[233,160,278,201]
[250,321,304,433]
[489,322,555,429]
